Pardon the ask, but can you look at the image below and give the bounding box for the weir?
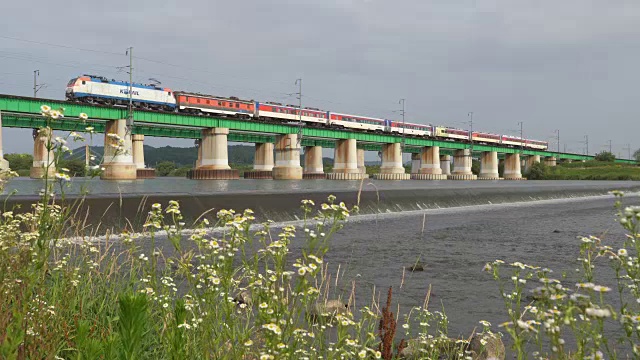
[5,182,639,233]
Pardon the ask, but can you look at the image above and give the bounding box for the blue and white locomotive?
[65,75,176,110]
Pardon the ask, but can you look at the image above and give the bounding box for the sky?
[1,0,639,159]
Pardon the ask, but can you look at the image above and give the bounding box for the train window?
[236,103,240,108]
[168,92,171,96]
[197,99,201,103]
[82,81,86,85]
[206,100,210,104]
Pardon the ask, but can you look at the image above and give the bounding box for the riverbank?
[530,161,640,180]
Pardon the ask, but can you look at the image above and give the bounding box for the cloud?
[1,0,639,156]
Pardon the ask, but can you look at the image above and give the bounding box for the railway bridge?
[0,94,635,180]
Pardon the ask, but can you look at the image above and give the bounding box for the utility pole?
[295,78,302,146]
[399,99,406,151]
[584,135,589,155]
[623,144,631,160]
[608,139,612,154]
[518,121,523,154]
[468,112,474,156]
[125,47,134,127]
[33,70,45,98]
[555,129,560,153]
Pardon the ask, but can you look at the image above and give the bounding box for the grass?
[526,160,640,180]
[547,165,640,180]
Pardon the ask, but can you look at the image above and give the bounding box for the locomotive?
[65,75,548,150]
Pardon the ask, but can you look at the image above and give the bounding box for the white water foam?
[63,191,639,244]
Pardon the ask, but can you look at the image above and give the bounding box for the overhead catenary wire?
[2,35,412,121]
[0,35,571,144]
[0,35,124,56]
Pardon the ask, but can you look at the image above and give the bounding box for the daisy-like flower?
[49,110,61,119]
[585,307,611,318]
[79,112,88,120]
[40,105,51,115]
[54,173,71,181]
[592,285,611,293]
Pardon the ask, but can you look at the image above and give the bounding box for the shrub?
[594,151,616,162]
[525,161,548,180]
[156,161,177,176]
[168,166,191,177]
[4,153,33,171]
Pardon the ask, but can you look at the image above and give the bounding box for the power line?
[0,52,118,73]
[0,35,123,56]
[134,55,293,87]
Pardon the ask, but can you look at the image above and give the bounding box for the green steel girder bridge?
[0,94,635,164]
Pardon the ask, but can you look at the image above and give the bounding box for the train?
[65,74,549,150]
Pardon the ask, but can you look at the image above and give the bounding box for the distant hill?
[68,144,256,167]
[66,144,384,168]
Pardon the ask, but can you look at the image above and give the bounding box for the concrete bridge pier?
[303,145,325,179]
[189,127,238,180]
[413,146,447,180]
[544,156,557,167]
[101,119,136,180]
[478,151,500,180]
[373,143,409,180]
[524,155,540,173]
[30,127,56,179]
[272,134,303,180]
[503,153,524,180]
[132,134,155,179]
[449,149,476,180]
[0,112,9,171]
[244,142,274,179]
[328,139,367,180]
[440,155,451,176]
[410,153,421,174]
[357,148,366,174]
[195,139,202,168]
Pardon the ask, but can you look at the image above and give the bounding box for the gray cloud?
[1,0,639,157]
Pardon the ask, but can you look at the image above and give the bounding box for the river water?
[4,177,640,196]
[320,195,630,337]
